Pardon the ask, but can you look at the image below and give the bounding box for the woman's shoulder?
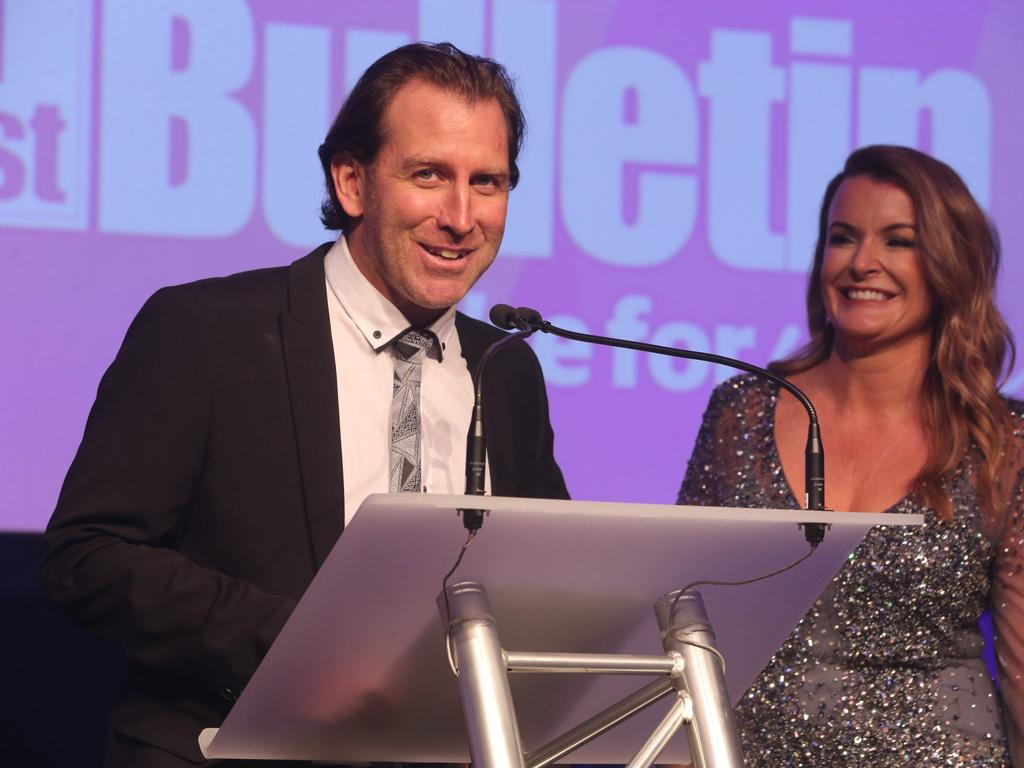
[700,373,779,425]
[1001,395,1024,439]
[707,371,777,401]
[1004,395,1024,420]
[1002,395,1024,450]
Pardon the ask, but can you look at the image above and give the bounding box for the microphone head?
[515,306,543,327]
[489,303,519,330]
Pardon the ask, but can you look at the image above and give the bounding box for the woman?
[678,145,1024,766]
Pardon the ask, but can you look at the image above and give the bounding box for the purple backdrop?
[3,0,1023,531]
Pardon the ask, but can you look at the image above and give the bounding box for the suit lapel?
[281,244,344,570]
[455,312,486,378]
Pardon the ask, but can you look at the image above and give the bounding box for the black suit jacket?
[41,244,567,765]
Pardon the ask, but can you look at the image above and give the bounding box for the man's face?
[333,78,510,327]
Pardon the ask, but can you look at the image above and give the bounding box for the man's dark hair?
[317,41,526,231]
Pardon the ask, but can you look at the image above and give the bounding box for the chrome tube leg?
[625,690,694,768]
[438,581,526,768]
[655,591,745,768]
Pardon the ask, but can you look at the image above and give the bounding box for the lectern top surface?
[202,494,922,763]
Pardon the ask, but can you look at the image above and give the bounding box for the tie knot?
[392,328,436,361]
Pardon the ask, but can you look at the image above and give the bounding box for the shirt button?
[373,330,382,339]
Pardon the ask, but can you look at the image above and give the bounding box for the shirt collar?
[324,235,456,360]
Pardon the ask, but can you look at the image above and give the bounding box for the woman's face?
[820,175,935,356]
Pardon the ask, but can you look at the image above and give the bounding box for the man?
[42,42,567,767]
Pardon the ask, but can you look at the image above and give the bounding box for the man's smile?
[420,243,470,260]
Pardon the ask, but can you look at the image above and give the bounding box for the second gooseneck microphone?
[491,305,827,544]
[459,305,540,532]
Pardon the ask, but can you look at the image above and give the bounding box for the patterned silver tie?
[389,329,436,493]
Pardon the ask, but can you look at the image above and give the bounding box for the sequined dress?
[678,375,1024,767]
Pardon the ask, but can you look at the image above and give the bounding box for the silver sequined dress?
[678,375,1024,766]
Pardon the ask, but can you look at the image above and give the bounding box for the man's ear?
[332,156,365,219]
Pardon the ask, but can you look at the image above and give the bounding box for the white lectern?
[199,494,922,764]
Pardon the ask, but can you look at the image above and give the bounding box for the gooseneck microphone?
[458,304,540,532]
[492,305,827,545]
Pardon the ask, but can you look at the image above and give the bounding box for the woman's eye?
[888,237,915,248]
[828,234,852,246]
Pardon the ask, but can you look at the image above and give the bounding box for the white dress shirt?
[324,236,487,524]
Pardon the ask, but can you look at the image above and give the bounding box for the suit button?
[220,686,237,701]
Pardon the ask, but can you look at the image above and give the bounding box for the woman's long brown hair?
[771,145,1015,521]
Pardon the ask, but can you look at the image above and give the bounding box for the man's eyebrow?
[472,168,511,181]
[399,156,446,170]
[399,157,509,178]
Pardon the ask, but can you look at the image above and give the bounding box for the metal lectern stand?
[199,494,922,765]
[441,581,743,768]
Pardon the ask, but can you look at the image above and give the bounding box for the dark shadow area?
[1,532,121,768]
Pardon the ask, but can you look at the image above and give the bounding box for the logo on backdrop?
[0,0,92,230]
[0,1,994,274]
